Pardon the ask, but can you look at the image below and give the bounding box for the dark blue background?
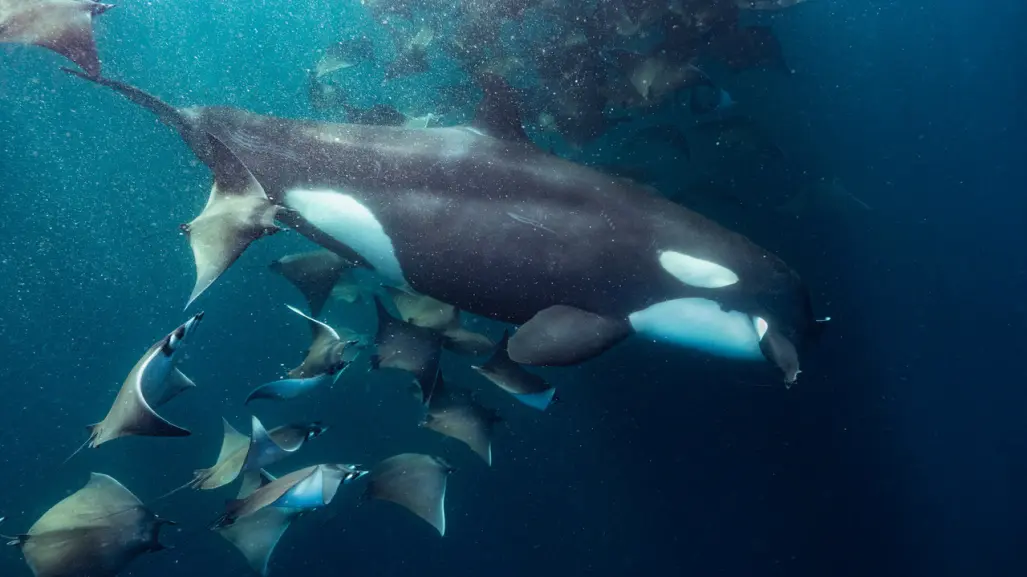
[1,1,1025,576]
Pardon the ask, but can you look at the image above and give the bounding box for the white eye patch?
[659,251,739,289]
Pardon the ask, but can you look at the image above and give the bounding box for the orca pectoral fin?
[182,136,280,308]
[507,305,632,366]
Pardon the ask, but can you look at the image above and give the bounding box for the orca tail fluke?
[63,68,281,307]
[61,68,199,142]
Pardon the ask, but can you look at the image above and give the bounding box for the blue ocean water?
[1,1,1025,576]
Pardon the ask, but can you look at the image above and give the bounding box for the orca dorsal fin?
[471,74,534,147]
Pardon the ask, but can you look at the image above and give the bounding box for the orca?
[64,70,821,383]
